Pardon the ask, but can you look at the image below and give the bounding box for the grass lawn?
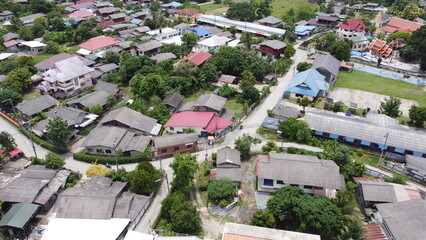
[183,90,213,103]
[351,152,380,167]
[224,98,245,119]
[205,7,229,15]
[271,0,318,18]
[22,88,41,101]
[256,127,282,141]
[200,3,223,10]
[33,54,55,64]
[333,70,426,107]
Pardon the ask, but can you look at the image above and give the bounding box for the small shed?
[0,203,39,236]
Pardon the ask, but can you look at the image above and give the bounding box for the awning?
[9,149,22,156]
[0,203,39,229]
[76,48,91,55]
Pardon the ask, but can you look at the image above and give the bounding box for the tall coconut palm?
[0,131,16,151]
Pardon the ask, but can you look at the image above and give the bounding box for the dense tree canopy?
[1,67,32,93]
[46,116,71,148]
[45,152,65,169]
[170,154,198,194]
[208,178,236,205]
[234,134,261,159]
[0,90,22,108]
[380,97,402,118]
[409,105,426,127]
[278,118,312,143]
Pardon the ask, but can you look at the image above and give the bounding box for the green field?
[271,0,318,18]
[33,54,55,64]
[200,3,223,10]
[333,70,426,107]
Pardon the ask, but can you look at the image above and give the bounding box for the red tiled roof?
[78,36,120,51]
[68,10,93,18]
[179,51,212,66]
[364,224,388,240]
[164,112,232,133]
[353,177,385,183]
[4,40,18,47]
[99,21,114,29]
[177,8,200,15]
[338,18,366,31]
[382,17,424,33]
[71,1,95,8]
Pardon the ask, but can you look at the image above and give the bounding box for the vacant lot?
[333,71,426,107]
[205,7,229,15]
[271,0,318,18]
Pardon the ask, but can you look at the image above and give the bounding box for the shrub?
[356,149,363,157]
[208,178,236,205]
[73,152,145,165]
[267,109,273,117]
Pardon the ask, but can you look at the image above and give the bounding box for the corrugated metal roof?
[0,203,39,229]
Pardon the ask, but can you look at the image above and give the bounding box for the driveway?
[329,87,418,117]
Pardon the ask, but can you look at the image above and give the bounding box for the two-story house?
[258,40,286,59]
[194,35,232,52]
[40,56,95,98]
[146,27,180,41]
[337,18,366,38]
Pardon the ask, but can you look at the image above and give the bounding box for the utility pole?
[378,133,389,168]
[2,99,38,159]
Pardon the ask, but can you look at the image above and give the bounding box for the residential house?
[137,40,162,56]
[0,10,13,21]
[258,40,286,59]
[258,16,283,27]
[190,27,212,39]
[193,93,226,114]
[218,74,237,84]
[152,133,198,158]
[348,35,370,51]
[271,101,300,120]
[164,111,233,137]
[108,23,137,32]
[33,106,98,138]
[98,7,120,18]
[212,148,241,185]
[16,95,59,120]
[305,111,426,157]
[3,33,20,42]
[178,51,212,66]
[77,36,120,56]
[39,56,94,98]
[0,165,70,212]
[257,153,345,197]
[96,2,112,8]
[3,40,19,52]
[223,222,321,240]
[146,27,179,41]
[53,176,150,230]
[20,41,46,55]
[110,13,126,23]
[97,63,119,78]
[0,53,14,61]
[174,23,192,34]
[382,17,424,34]
[284,68,329,101]
[308,15,338,28]
[176,8,200,19]
[70,1,95,11]
[194,35,232,52]
[131,11,148,21]
[100,107,162,135]
[162,93,184,112]
[312,53,340,84]
[150,52,177,62]
[82,126,150,156]
[369,38,392,58]
[294,25,316,37]
[135,26,151,35]
[337,18,366,38]
[34,53,95,72]
[373,199,426,240]
[19,13,45,26]
[169,1,183,8]
[68,10,93,18]
[68,80,119,109]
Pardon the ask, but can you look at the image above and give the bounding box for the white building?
[146,27,180,41]
[20,41,46,55]
[194,35,232,52]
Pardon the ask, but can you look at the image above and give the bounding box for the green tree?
[296,62,313,72]
[240,70,257,89]
[181,32,198,53]
[234,134,261,159]
[90,104,103,115]
[105,167,129,182]
[405,25,426,70]
[199,62,220,84]
[386,31,411,43]
[366,25,377,34]
[170,200,201,234]
[2,68,33,93]
[240,32,254,50]
[161,191,187,220]
[0,131,16,151]
[339,216,365,240]
[227,2,256,22]
[170,153,198,194]
[262,141,281,154]
[250,210,276,228]
[0,90,22,108]
[104,51,120,64]
[218,83,236,97]
[149,1,161,11]
[380,97,402,118]
[45,152,65,169]
[278,118,312,143]
[299,97,310,114]
[208,178,236,205]
[105,95,117,108]
[399,3,424,21]
[174,61,199,82]
[330,41,351,61]
[130,73,164,99]
[129,169,157,195]
[341,160,367,180]
[32,16,47,38]
[46,116,71,147]
[241,85,260,105]
[229,26,237,38]
[44,41,61,54]
[283,44,296,58]
[409,105,426,127]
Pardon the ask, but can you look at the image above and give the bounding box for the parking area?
[329,87,418,117]
[0,157,30,188]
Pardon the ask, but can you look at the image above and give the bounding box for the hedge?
[19,128,68,154]
[73,153,147,165]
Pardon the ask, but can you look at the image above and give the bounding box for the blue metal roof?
[191,27,211,37]
[285,68,329,97]
[170,1,183,7]
[131,18,143,25]
[294,25,316,35]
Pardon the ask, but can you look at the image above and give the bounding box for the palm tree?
[229,26,237,38]
[0,131,16,151]
[240,32,254,51]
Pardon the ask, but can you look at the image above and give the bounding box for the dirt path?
[194,189,225,239]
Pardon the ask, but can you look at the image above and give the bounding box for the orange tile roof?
[383,17,424,33]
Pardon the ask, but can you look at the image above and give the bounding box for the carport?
[0,202,39,236]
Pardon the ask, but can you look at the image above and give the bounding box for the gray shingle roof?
[97,63,119,73]
[376,199,426,240]
[272,101,299,120]
[150,52,177,62]
[359,181,397,203]
[153,133,198,149]
[258,16,282,25]
[194,94,226,112]
[42,56,94,83]
[33,106,94,133]
[217,148,241,166]
[100,107,161,135]
[3,33,20,42]
[162,93,184,108]
[19,13,45,24]
[312,53,340,77]
[178,101,195,112]
[258,153,345,189]
[137,40,162,52]
[304,111,426,155]
[69,90,110,108]
[216,168,241,182]
[93,80,118,95]
[405,155,426,176]
[16,95,59,117]
[110,13,126,19]
[98,7,119,14]
[34,53,94,71]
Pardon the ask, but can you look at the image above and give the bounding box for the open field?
[332,70,426,107]
[271,0,318,18]
[200,3,223,10]
[205,7,229,15]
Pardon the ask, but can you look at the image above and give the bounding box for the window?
[277,180,284,185]
[263,179,274,186]
[290,184,299,187]
[87,148,93,152]
[186,144,193,149]
[170,127,174,131]
[162,149,167,153]
[105,150,112,154]
[304,185,313,189]
[74,78,79,87]
[96,149,103,153]
[174,146,179,151]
